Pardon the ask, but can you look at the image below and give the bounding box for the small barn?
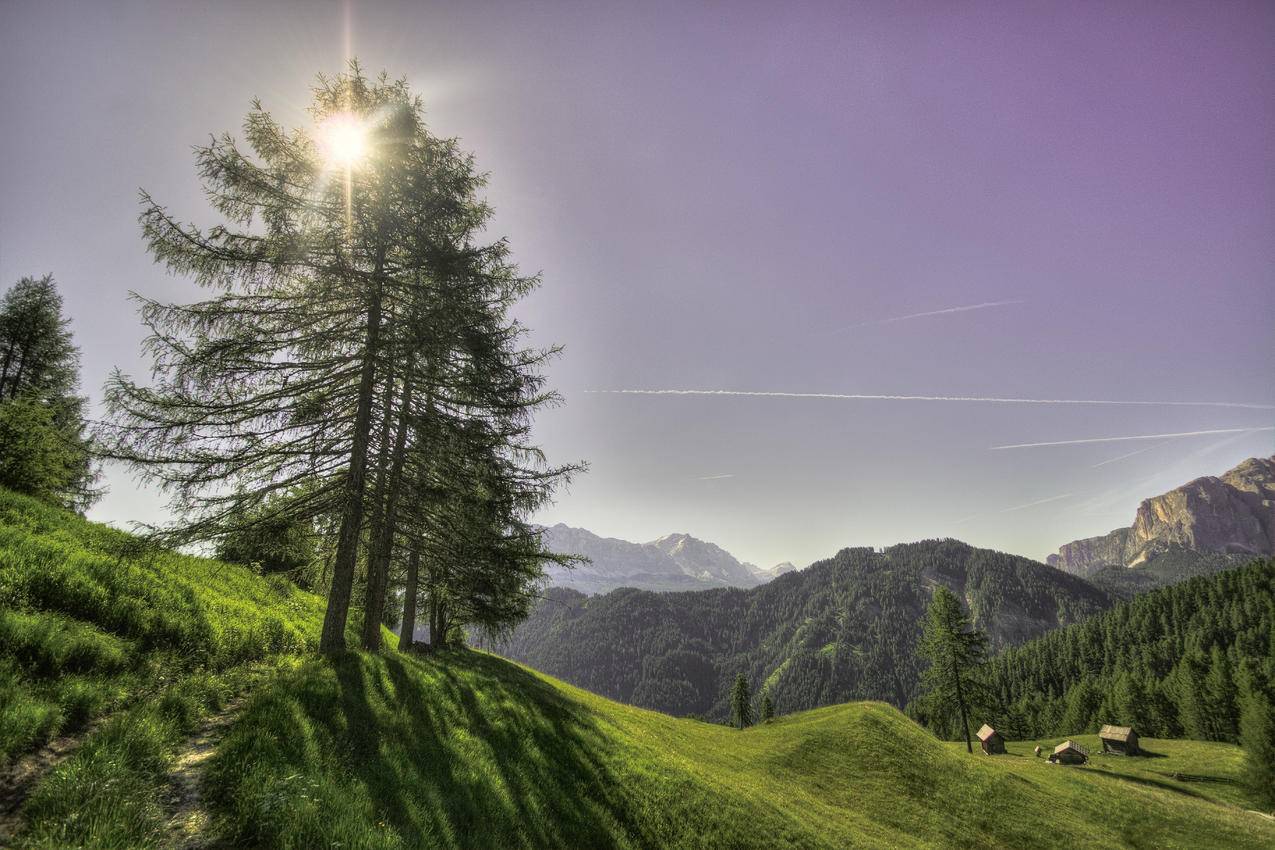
[976,724,1005,755]
[1048,740,1089,765]
[1100,724,1140,755]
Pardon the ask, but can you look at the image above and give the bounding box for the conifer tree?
[761,691,775,722]
[1204,646,1239,742]
[103,64,578,652]
[919,586,988,753]
[0,275,98,510]
[1239,688,1275,810]
[731,673,753,729]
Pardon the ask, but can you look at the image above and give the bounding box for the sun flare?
[319,113,369,169]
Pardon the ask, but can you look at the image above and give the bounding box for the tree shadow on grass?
[1086,767,1211,801]
[323,649,658,850]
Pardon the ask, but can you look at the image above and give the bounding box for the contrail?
[990,426,1274,450]
[695,473,735,481]
[583,389,1275,410]
[998,493,1072,513]
[1090,440,1174,468]
[839,299,1025,329]
[953,493,1072,525]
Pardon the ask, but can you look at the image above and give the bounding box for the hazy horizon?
[2,1,1272,570]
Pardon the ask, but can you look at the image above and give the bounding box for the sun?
[319,113,369,169]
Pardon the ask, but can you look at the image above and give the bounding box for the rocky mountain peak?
[1049,455,1275,577]
[538,525,779,593]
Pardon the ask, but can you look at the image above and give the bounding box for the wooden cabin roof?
[1100,724,1136,741]
[1053,740,1089,756]
[977,724,999,741]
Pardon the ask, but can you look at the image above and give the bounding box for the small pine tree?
[761,692,775,722]
[0,275,98,510]
[214,491,318,585]
[730,673,753,729]
[1204,646,1239,742]
[1239,689,1275,811]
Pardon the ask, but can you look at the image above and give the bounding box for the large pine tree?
[104,64,578,652]
[918,586,988,753]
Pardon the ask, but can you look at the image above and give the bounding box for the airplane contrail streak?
[998,493,1073,513]
[1089,440,1174,468]
[695,474,735,480]
[583,389,1275,410]
[842,299,1025,329]
[990,426,1275,450]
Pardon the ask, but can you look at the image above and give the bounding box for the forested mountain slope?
[970,557,1275,742]
[492,540,1111,718]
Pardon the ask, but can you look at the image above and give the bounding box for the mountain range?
[539,523,795,593]
[502,456,1274,721]
[493,539,1110,719]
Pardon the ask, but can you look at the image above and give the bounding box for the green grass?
[3,487,1270,849]
[0,487,327,847]
[0,487,323,766]
[989,735,1259,810]
[205,649,1274,850]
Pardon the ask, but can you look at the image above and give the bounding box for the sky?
[1,0,1272,570]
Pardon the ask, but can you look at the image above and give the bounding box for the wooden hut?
[1048,740,1089,765]
[1099,724,1140,755]
[976,724,1005,755]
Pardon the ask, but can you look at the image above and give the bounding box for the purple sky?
[2,1,1272,569]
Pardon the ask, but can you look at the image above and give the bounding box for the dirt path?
[0,718,108,844]
[162,697,245,849]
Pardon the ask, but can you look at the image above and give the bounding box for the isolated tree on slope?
[0,275,98,510]
[761,692,775,722]
[731,673,753,729]
[919,586,988,753]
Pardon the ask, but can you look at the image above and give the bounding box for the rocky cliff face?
[1047,528,1132,577]
[1049,456,1275,577]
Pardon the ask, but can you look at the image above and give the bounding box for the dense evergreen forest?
[492,540,1110,719]
[1086,548,1251,599]
[932,558,1275,743]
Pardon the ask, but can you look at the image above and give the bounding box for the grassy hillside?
[205,650,1272,849]
[0,487,327,847]
[494,540,1111,718]
[2,490,1270,849]
[0,488,322,763]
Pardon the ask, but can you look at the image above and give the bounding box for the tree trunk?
[358,365,396,648]
[952,654,972,753]
[319,259,384,653]
[362,378,413,650]
[397,543,420,651]
[427,586,439,651]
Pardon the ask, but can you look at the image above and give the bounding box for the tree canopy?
[104,64,579,653]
